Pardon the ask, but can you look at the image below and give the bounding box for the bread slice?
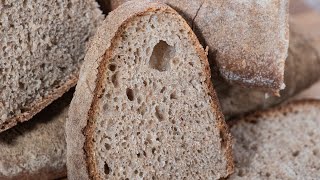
[0,91,71,180]
[108,0,289,93]
[228,100,320,179]
[0,0,102,132]
[215,0,320,119]
[67,1,233,179]
[293,81,320,100]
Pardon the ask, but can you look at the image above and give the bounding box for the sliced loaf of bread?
[229,100,320,179]
[0,91,71,180]
[108,0,289,93]
[67,1,233,179]
[0,0,102,132]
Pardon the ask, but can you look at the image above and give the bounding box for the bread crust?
[0,75,77,132]
[108,0,289,93]
[67,1,234,179]
[216,2,320,119]
[0,75,78,132]
[228,99,320,127]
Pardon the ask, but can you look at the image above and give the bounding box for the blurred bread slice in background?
[217,0,320,119]
[0,91,72,180]
[229,100,320,179]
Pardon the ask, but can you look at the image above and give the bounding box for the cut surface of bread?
[67,1,233,179]
[229,100,320,179]
[108,0,289,93]
[0,0,102,132]
[0,91,71,180]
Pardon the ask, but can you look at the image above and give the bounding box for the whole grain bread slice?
[66,1,233,179]
[228,100,320,179]
[108,0,289,93]
[0,91,72,180]
[0,0,103,132]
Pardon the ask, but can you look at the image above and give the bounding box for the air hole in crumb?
[104,163,110,175]
[137,96,142,104]
[160,87,166,93]
[237,169,244,177]
[152,148,156,154]
[105,144,111,150]
[149,40,175,72]
[103,104,108,111]
[143,80,148,86]
[182,90,187,95]
[292,151,300,157]
[266,172,271,177]
[109,64,116,71]
[189,62,194,66]
[137,153,141,158]
[170,91,178,99]
[155,106,165,121]
[134,170,138,174]
[126,88,134,101]
[19,82,25,89]
[313,149,318,156]
[139,172,143,177]
[111,72,119,87]
[138,103,147,115]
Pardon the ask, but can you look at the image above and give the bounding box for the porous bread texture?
[0,0,102,132]
[212,1,320,119]
[108,0,289,93]
[229,100,320,179]
[0,91,72,180]
[67,1,233,180]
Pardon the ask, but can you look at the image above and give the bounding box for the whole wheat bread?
[229,100,320,179]
[67,1,233,179]
[0,0,102,132]
[216,0,320,119]
[108,0,289,93]
[0,91,71,180]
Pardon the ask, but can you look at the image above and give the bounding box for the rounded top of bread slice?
[229,100,320,179]
[67,1,233,179]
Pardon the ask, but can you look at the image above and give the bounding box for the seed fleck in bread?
[67,1,233,179]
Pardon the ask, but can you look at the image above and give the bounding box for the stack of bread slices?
[1,0,319,179]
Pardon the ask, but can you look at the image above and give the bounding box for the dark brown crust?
[0,166,67,180]
[0,75,77,132]
[228,99,320,127]
[82,2,234,179]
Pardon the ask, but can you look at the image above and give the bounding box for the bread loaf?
[217,0,320,118]
[108,0,289,93]
[0,91,71,180]
[67,1,233,179]
[229,100,320,179]
[0,0,102,132]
